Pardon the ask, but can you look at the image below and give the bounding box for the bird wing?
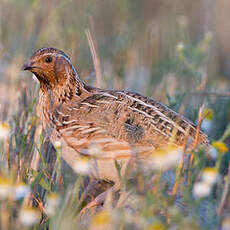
[57,89,208,160]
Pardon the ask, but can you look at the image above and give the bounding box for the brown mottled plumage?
[23,47,208,206]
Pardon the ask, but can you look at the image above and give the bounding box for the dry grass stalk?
[22,127,42,207]
[193,105,205,150]
[32,193,46,214]
[196,73,207,92]
[172,106,207,196]
[217,163,230,215]
[85,28,102,88]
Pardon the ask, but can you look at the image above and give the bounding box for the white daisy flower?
[202,168,219,185]
[14,183,30,200]
[19,207,39,226]
[45,193,60,216]
[193,181,211,198]
[73,157,92,175]
[176,42,185,52]
[53,141,62,150]
[148,146,183,171]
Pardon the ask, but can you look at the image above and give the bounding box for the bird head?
[22,47,78,89]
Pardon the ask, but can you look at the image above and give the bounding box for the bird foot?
[80,190,107,216]
[79,184,119,217]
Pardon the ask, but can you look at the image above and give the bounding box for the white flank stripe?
[101,92,118,99]
[62,120,77,125]
[64,125,89,130]
[95,130,106,134]
[66,107,72,111]
[81,102,99,108]
[92,138,117,143]
[56,109,70,117]
[81,127,102,134]
[96,100,113,104]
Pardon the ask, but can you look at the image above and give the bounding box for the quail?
[22,47,208,210]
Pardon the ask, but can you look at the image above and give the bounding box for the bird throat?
[41,72,86,112]
[36,68,83,95]
[34,72,52,90]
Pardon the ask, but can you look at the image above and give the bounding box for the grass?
[0,39,229,230]
[0,107,229,230]
[1,1,230,229]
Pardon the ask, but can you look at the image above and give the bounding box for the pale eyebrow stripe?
[40,53,72,63]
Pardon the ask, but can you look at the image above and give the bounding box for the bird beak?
[21,61,35,71]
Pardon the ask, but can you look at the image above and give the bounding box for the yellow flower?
[202,167,219,185]
[148,222,167,230]
[0,122,10,139]
[0,177,12,200]
[203,167,218,174]
[91,210,111,226]
[212,141,228,153]
[203,108,214,120]
[47,192,59,200]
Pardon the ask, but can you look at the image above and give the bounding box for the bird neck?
[39,68,87,108]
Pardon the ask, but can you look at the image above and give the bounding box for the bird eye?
[45,56,53,63]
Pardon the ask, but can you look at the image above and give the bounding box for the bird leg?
[80,183,120,216]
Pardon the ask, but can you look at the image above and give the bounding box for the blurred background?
[0,0,230,141]
[1,1,230,229]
